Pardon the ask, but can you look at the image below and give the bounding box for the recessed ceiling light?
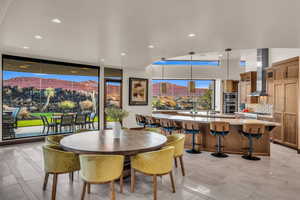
[101,58,105,62]
[23,46,29,49]
[219,54,223,57]
[34,35,43,40]
[148,45,155,49]
[188,33,196,37]
[51,18,62,23]
[121,52,126,56]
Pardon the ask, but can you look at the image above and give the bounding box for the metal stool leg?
[242,136,260,161]
[211,135,228,158]
[186,133,201,154]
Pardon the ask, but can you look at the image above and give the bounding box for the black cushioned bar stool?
[135,114,146,128]
[241,123,265,161]
[182,121,202,154]
[210,121,230,158]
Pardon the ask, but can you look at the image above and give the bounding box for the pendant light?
[225,48,232,80]
[188,52,196,94]
[160,57,167,95]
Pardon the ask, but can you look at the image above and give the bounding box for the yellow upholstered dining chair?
[165,134,186,176]
[45,134,66,145]
[79,154,125,200]
[42,144,80,200]
[130,146,175,200]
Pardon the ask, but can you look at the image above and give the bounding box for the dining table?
[60,129,167,176]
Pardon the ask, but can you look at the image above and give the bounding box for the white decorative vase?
[112,122,122,138]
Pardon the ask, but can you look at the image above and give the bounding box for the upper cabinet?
[240,71,258,104]
[223,80,239,93]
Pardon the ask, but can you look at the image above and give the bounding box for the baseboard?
[0,136,45,146]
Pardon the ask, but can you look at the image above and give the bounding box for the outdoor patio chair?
[12,107,21,129]
[59,114,75,133]
[86,112,97,129]
[74,113,87,130]
[41,115,58,134]
[2,114,16,139]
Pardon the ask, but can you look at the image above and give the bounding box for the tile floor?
[0,141,300,200]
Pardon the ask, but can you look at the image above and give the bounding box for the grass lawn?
[18,115,99,127]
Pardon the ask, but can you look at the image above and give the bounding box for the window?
[152,79,215,111]
[2,55,100,140]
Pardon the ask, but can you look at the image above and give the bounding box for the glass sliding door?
[2,55,100,140]
[104,68,123,129]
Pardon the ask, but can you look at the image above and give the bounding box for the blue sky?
[152,60,246,66]
[3,71,99,82]
[152,79,213,88]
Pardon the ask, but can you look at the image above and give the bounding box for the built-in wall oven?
[223,92,238,114]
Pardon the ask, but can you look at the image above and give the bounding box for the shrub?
[58,100,76,110]
[105,107,129,122]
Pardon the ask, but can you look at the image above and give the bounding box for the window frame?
[152,79,216,111]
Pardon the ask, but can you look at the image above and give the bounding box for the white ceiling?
[1,0,300,69]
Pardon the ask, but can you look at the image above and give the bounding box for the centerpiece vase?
[112,121,122,138]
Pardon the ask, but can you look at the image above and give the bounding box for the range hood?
[250,48,269,96]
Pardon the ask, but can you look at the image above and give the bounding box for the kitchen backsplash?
[245,103,273,114]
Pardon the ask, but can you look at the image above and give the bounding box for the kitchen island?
[152,114,280,156]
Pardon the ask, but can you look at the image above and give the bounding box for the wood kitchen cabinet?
[223,80,239,93]
[239,71,258,104]
[267,57,299,150]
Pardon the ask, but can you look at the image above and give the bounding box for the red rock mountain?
[152,82,208,96]
[4,77,98,92]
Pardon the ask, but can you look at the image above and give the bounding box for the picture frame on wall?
[129,77,148,105]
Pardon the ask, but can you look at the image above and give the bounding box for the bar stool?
[135,114,146,128]
[182,121,202,154]
[241,123,265,161]
[160,119,177,135]
[145,116,160,128]
[210,121,230,158]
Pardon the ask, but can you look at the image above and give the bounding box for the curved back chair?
[165,134,186,176]
[210,121,230,158]
[79,154,124,200]
[130,146,175,200]
[45,135,65,145]
[42,145,80,200]
[182,121,202,154]
[241,123,265,160]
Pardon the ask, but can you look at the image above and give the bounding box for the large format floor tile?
[0,142,299,200]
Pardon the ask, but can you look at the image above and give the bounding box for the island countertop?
[152,114,280,127]
[152,114,280,156]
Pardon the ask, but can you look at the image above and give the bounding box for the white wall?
[122,68,152,128]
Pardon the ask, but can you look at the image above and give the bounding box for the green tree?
[42,88,55,111]
[198,90,212,110]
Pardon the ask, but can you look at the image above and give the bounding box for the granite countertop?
[177,111,235,119]
[152,114,280,127]
[234,112,274,119]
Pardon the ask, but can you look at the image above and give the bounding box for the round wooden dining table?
[60,129,167,177]
[60,129,167,156]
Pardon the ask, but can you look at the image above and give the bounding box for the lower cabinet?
[272,113,283,142]
[283,113,298,148]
